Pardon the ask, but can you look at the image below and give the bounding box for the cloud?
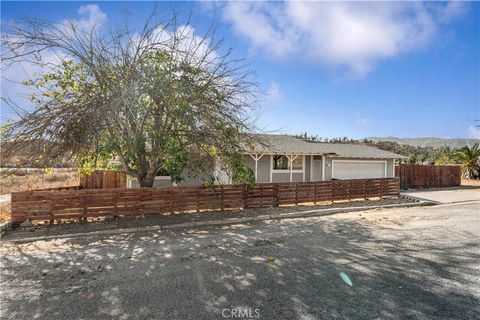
[1,5,107,116]
[60,4,107,33]
[216,1,466,78]
[147,24,219,66]
[467,126,480,139]
[438,2,468,22]
[265,82,283,102]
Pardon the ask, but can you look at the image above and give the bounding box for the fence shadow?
[1,215,478,319]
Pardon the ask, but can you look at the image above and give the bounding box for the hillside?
[365,137,479,149]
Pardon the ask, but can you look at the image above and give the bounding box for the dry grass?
[0,170,80,194]
[0,201,11,223]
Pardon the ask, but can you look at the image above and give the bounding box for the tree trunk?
[138,172,156,187]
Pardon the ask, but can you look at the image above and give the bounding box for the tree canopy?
[1,11,258,186]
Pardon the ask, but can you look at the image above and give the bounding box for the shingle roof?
[241,134,407,159]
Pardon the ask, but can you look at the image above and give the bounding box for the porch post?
[286,154,298,183]
[310,155,314,182]
[249,153,264,181]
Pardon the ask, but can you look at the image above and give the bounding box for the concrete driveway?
[1,201,479,319]
[402,187,480,204]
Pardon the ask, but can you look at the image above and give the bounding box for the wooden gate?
[395,165,461,189]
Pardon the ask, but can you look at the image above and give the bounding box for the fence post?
[331,181,334,203]
[243,186,248,209]
[380,179,384,198]
[273,183,279,207]
[113,189,118,217]
[196,187,200,212]
[82,190,88,222]
[363,180,367,200]
[221,185,225,211]
[348,180,351,201]
[49,190,54,225]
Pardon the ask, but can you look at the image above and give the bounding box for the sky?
[1,1,479,139]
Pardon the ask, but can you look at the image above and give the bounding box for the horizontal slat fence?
[11,178,400,223]
[395,165,461,189]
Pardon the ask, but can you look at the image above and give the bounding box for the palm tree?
[418,153,427,164]
[454,143,480,179]
[407,153,417,165]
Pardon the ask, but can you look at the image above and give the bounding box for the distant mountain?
[365,137,479,149]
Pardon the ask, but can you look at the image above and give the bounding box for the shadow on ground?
[1,212,479,320]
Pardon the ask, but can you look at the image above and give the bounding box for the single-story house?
[128,134,407,187]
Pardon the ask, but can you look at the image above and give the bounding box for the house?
[128,134,406,187]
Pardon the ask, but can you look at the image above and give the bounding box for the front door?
[312,157,323,181]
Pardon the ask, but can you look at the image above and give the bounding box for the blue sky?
[1,1,479,139]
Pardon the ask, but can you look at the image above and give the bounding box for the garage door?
[332,161,386,179]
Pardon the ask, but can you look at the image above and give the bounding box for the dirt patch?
[361,215,425,226]
[462,179,480,187]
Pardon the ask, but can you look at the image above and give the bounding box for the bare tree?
[1,10,259,186]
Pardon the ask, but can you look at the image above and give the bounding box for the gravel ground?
[1,201,479,319]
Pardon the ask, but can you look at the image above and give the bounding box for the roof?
[241,134,407,159]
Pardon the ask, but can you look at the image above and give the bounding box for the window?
[292,156,303,170]
[273,155,303,171]
[273,155,289,170]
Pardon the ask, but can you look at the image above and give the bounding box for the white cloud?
[468,126,480,139]
[147,24,219,66]
[1,5,107,114]
[59,4,107,33]
[216,1,466,78]
[438,2,468,22]
[265,82,283,102]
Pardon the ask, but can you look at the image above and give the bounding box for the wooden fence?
[395,164,461,189]
[11,178,400,223]
[80,170,126,189]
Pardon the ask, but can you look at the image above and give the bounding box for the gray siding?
[325,157,333,180]
[304,156,311,182]
[131,156,398,187]
[129,177,174,188]
[272,172,303,183]
[128,173,210,188]
[244,155,271,183]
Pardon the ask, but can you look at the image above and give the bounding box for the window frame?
[272,154,304,172]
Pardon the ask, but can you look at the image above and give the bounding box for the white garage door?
[332,161,386,179]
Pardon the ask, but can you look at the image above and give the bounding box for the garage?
[332,160,386,179]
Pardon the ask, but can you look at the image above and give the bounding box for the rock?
[20,219,32,227]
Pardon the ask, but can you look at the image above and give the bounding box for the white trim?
[322,155,326,181]
[331,160,387,179]
[285,154,298,183]
[270,154,305,182]
[269,155,273,182]
[249,153,264,181]
[392,160,395,178]
[302,156,306,182]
